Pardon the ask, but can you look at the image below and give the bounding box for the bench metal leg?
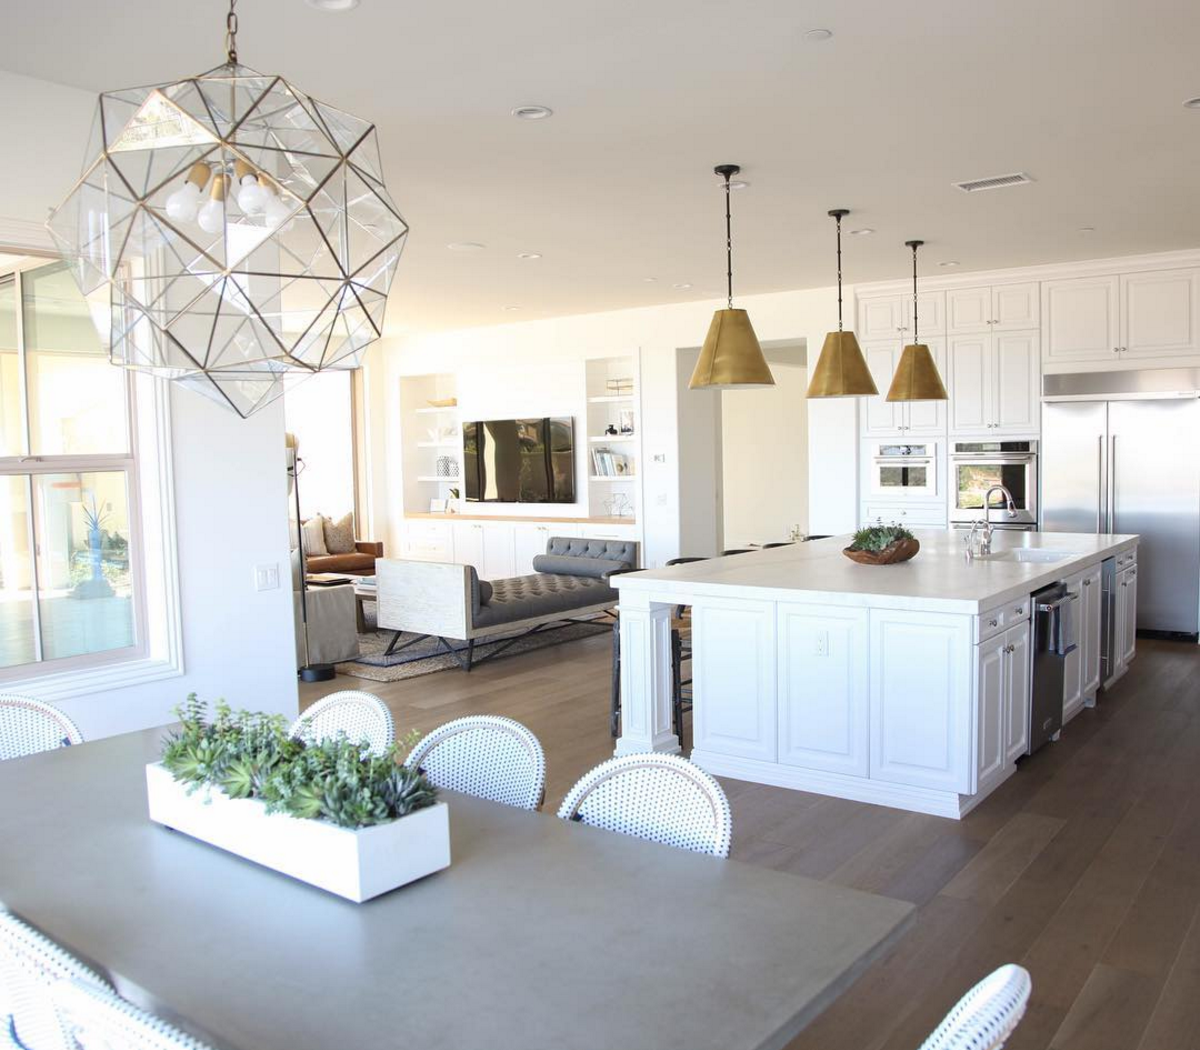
[383,631,427,658]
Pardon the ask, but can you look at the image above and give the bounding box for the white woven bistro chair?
[0,696,84,762]
[290,690,394,755]
[918,964,1033,1050]
[406,716,546,810]
[0,911,111,1050]
[557,753,732,857]
[52,978,217,1050]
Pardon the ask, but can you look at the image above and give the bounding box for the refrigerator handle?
[1109,434,1117,534]
[1096,435,1104,534]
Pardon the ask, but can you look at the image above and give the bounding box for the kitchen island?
[613,530,1139,818]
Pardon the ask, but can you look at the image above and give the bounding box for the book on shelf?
[590,447,633,477]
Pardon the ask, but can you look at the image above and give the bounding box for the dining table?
[0,727,915,1050]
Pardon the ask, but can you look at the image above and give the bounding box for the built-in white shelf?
[587,395,635,404]
[416,441,461,449]
[415,406,458,415]
[589,474,637,482]
[588,435,636,443]
[416,475,461,483]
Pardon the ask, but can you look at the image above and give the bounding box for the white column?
[615,591,680,756]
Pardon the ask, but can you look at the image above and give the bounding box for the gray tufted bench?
[375,537,639,670]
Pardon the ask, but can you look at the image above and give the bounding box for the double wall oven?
[948,440,1038,531]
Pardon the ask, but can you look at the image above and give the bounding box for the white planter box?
[145,763,450,902]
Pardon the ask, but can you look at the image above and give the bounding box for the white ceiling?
[3,0,1200,334]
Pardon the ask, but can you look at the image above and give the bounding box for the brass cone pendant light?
[886,240,948,402]
[689,164,774,389]
[807,209,878,398]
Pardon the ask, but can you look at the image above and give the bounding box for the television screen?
[463,417,575,503]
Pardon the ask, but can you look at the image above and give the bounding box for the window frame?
[0,255,178,692]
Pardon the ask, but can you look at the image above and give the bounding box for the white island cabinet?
[614,531,1138,819]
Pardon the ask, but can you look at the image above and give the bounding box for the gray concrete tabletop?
[0,728,915,1050]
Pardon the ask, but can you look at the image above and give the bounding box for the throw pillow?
[323,512,356,555]
[301,515,328,556]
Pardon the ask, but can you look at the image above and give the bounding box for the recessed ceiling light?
[1078,226,1096,234]
[446,242,486,251]
[673,282,693,290]
[503,306,522,312]
[306,0,359,10]
[849,228,874,236]
[516,251,542,260]
[1183,97,1200,109]
[728,180,750,190]
[512,105,553,120]
[938,261,960,267]
[642,277,658,283]
[803,28,833,42]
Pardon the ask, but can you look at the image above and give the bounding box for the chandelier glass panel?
[47,62,408,417]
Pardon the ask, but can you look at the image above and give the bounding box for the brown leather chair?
[305,541,383,575]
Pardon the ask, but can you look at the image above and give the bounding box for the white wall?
[676,348,723,558]
[721,347,809,547]
[371,285,859,566]
[0,71,300,736]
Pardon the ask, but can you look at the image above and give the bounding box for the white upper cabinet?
[948,283,1038,334]
[1042,275,1120,362]
[1043,269,1200,363]
[859,292,946,341]
[1120,269,1200,357]
[947,332,1039,436]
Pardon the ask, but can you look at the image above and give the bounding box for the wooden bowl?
[842,537,920,565]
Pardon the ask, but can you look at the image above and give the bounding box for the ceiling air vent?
[953,172,1034,193]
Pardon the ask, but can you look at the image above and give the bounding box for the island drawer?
[1116,549,1137,569]
[976,597,1031,643]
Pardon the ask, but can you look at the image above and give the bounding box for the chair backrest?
[52,978,217,1050]
[558,753,732,857]
[290,691,394,755]
[0,696,84,762]
[0,911,111,1050]
[721,548,753,556]
[665,557,708,566]
[918,964,1032,1050]
[407,716,546,810]
[761,542,795,549]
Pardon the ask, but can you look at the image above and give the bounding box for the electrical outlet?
[813,630,829,657]
[254,564,280,591]
[652,453,666,464]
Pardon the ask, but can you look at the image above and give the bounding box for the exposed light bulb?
[237,176,269,215]
[164,162,211,223]
[197,174,229,235]
[264,191,294,230]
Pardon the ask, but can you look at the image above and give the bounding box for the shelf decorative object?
[689,164,774,389]
[46,0,407,418]
[843,524,920,565]
[435,455,457,477]
[807,209,878,399]
[147,698,448,903]
[426,397,458,409]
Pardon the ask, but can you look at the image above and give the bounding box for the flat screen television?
[462,417,575,503]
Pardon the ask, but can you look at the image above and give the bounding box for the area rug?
[335,607,612,682]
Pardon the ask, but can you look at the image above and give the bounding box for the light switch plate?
[254,564,280,591]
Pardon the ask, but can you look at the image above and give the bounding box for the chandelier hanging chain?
[910,241,919,344]
[225,0,239,65]
[835,212,844,331]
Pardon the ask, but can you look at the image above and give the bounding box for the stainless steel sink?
[983,548,1074,564]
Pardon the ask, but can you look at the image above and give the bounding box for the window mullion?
[13,269,31,458]
[22,472,44,663]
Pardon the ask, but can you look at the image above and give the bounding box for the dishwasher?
[1027,581,1078,755]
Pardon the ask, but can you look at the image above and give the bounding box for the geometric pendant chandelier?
[46,0,408,417]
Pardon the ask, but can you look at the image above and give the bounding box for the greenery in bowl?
[848,524,916,552]
[160,696,437,829]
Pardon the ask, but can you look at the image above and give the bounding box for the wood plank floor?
[300,635,1200,1049]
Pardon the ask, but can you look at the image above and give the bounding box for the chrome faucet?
[965,485,1018,558]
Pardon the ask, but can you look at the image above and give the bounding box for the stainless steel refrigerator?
[1041,368,1200,638]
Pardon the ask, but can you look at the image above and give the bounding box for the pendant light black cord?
[835,213,844,332]
[910,241,920,344]
[723,172,733,310]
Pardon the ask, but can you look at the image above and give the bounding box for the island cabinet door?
[975,632,1007,790]
[1004,620,1032,763]
[690,598,777,762]
[869,610,974,794]
[1062,575,1085,722]
[1081,565,1103,699]
[777,604,869,777]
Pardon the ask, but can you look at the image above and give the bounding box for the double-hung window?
[0,259,145,677]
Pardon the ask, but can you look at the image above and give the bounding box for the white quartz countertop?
[615,530,1139,613]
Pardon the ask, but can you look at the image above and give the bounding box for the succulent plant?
[849,524,915,553]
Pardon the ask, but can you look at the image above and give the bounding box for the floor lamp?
[287,434,335,683]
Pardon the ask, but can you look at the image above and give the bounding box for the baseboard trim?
[689,749,998,820]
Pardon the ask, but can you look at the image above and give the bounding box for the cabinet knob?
[1083,579,1091,586]
[1015,606,1024,614]
[989,618,999,627]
